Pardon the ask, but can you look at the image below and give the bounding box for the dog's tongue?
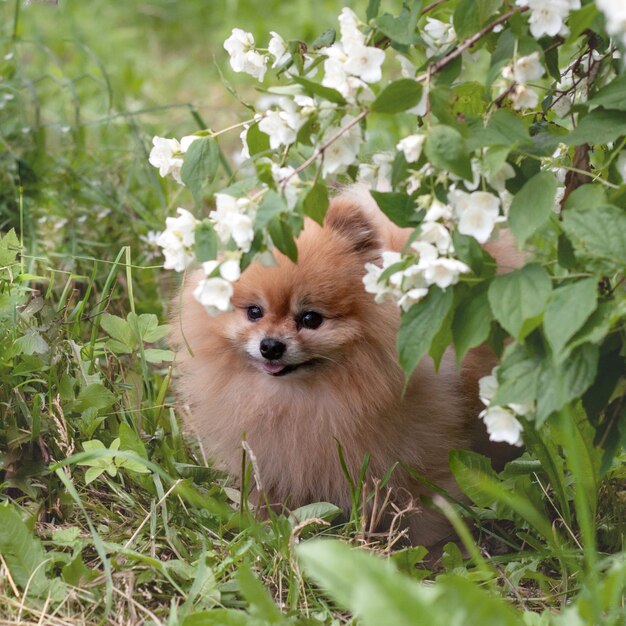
[263,362,287,375]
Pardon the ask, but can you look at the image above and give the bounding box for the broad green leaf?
[236,566,284,623]
[268,216,298,263]
[565,108,626,145]
[0,229,20,267]
[398,287,454,378]
[562,183,607,213]
[370,191,422,227]
[488,264,552,340]
[452,285,493,361]
[291,75,347,105]
[85,466,107,484]
[303,182,329,225]
[255,190,287,230]
[194,220,219,263]
[588,74,626,111]
[142,348,175,363]
[567,4,600,42]
[72,383,116,413]
[182,610,249,626]
[508,171,557,246]
[181,136,220,201]
[543,278,597,360]
[245,122,270,157]
[298,540,440,626]
[100,313,133,348]
[311,28,336,50]
[454,0,503,39]
[492,345,541,407]
[371,79,422,114]
[449,450,498,507]
[536,344,599,423]
[290,502,343,524]
[425,125,473,181]
[429,304,453,372]
[13,329,49,355]
[0,505,50,595]
[376,12,419,45]
[561,204,626,272]
[467,110,531,151]
[366,0,381,21]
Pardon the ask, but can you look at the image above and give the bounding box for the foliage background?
[0,0,624,625]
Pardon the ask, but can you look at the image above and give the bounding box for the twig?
[281,6,526,188]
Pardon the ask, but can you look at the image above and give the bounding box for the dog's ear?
[325,197,381,257]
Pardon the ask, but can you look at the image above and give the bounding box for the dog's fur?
[170,187,520,547]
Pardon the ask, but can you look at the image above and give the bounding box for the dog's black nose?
[260,337,286,360]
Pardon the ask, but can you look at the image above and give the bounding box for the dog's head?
[216,197,384,378]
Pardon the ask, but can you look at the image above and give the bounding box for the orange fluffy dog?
[171,187,516,547]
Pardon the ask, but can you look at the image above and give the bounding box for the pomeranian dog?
[171,187,519,547]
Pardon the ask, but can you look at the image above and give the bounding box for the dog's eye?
[300,311,323,330]
[247,306,264,321]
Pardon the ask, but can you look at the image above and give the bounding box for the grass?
[1,0,625,624]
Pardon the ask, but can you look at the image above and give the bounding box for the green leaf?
[85,466,107,484]
[488,264,552,340]
[268,216,298,263]
[181,136,220,201]
[561,204,626,272]
[245,122,270,157]
[182,610,250,626]
[0,505,51,595]
[543,279,597,361]
[565,108,626,146]
[562,183,607,213]
[13,329,49,355]
[508,171,557,246]
[303,182,329,225]
[449,450,498,508]
[311,28,336,50]
[142,348,175,363]
[290,502,343,524]
[370,191,422,227]
[536,344,599,424]
[425,125,473,181]
[452,285,493,361]
[256,190,287,230]
[492,345,541,407]
[100,313,133,347]
[454,0,503,39]
[398,287,454,378]
[236,566,284,623]
[588,74,626,111]
[73,383,116,414]
[0,228,20,267]
[371,79,423,114]
[467,110,531,151]
[366,0,381,21]
[195,220,219,263]
[291,75,346,105]
[376,12,418,45]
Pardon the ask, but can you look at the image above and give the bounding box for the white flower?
[271,164,301,209]
[223,29,267,81]
[456,191,501,244]
[422,18,456,56]
[357,153,393,192]
[397,134,425,163]
[422,257,470,289]
[486,162,515,193]
[419,221,453,254]
[180,135,200,152]
[411,240,439,267]
[149,136,183,180]
[343,43,385,84]
[480,406,524,446]
[617,152,626,182]
[338,7,365,48]
[321,115,363,176]
[268,31,290,68]
[258,110,297,149]
[479,374,498,406]
[424,197,453,222]
[363,262,384,296]
[513,52,546,83]
[552,94,572,118]
[156,208,197,272]
[194,277,234,313]
[510,84,540,110]
[517,0,572,39]
[219,259,241,282]
[398,287,429,311]
[210,194,255,253]
[597,0,626,46]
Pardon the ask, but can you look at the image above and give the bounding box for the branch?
[281,6,527,189]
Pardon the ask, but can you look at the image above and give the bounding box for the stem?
[281,6,526,187]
